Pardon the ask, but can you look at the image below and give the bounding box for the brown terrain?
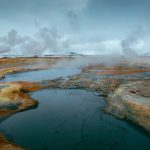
[0,56,150,149]
[0,133,25,150]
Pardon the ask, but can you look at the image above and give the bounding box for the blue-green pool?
[0,89,150,150]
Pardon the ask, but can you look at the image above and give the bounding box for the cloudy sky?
[0,0,150,56]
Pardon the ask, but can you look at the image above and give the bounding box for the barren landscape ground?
[0,56,150,149]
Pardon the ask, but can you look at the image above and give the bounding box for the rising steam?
[121,27,145,57]
[0,27,71,56]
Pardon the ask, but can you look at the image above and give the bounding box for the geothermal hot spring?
[0,67,150,150]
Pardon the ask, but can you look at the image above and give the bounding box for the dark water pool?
[0,89,150,150]
[1,68,81,82]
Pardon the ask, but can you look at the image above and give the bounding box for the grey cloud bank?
[0,0,150,56]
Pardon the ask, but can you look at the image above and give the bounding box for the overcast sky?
[0,0,150,55]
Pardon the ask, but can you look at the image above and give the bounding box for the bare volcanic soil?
[105,80,150,131]
[62,62,150,130]
[0,57,150,148]
[0,133,25,150]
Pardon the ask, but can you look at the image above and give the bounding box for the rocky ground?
[105,80,150,131]
[62,63,150,130]
[0,57,150,149]
[0,133,25,150]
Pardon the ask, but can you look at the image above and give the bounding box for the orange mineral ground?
[95,69,150,75]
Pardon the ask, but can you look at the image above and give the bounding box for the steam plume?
[0,27,70,56]
[121,27,145,57]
